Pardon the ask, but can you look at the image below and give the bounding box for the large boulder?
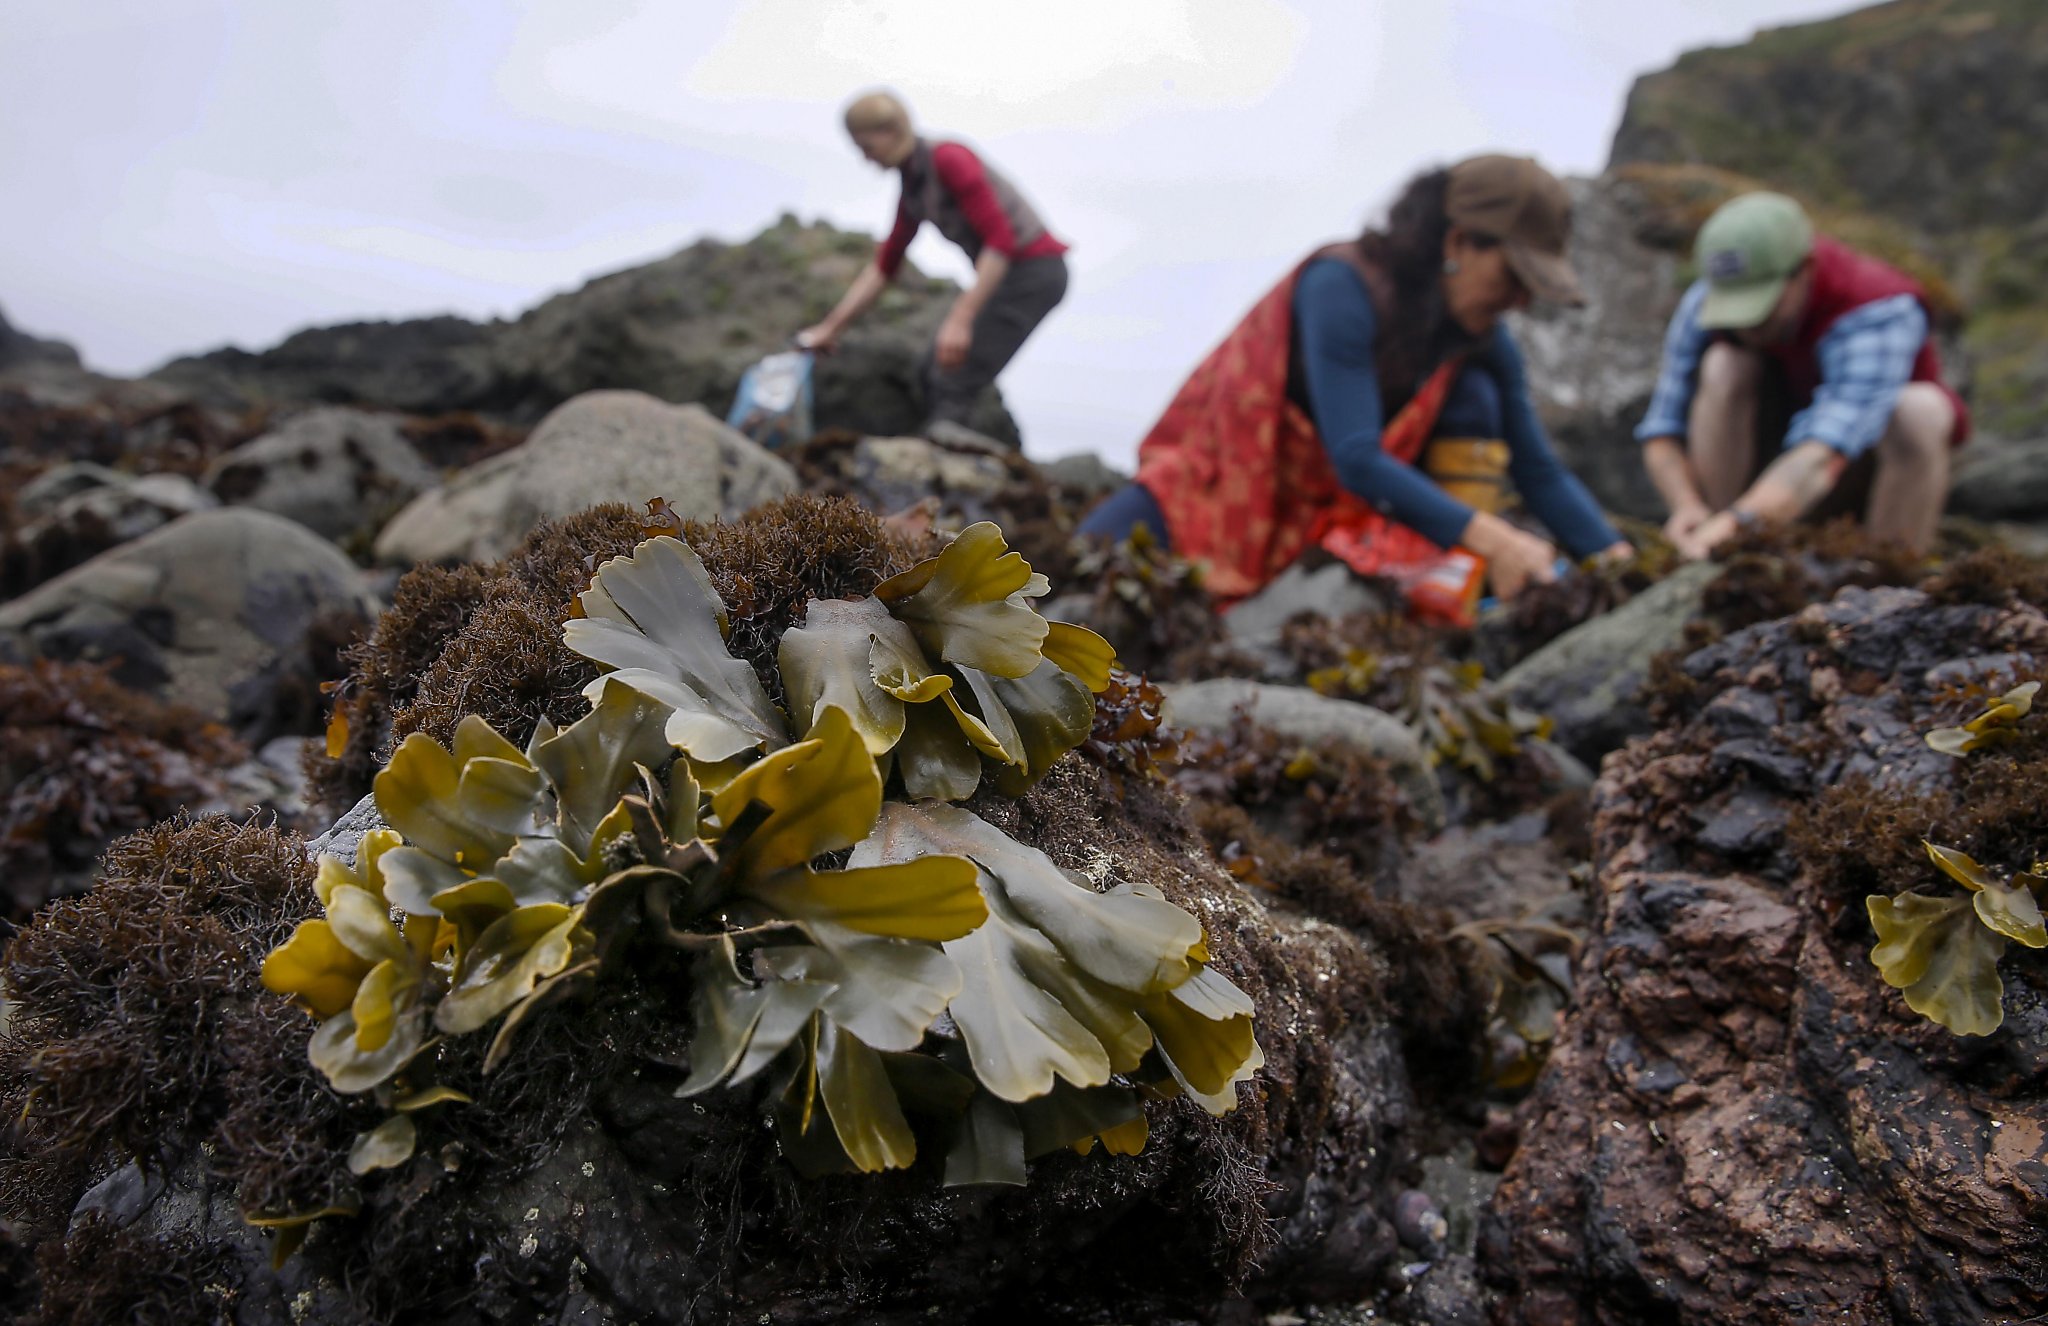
[150,216,1022,443]
[203,407,436,545]
[372,390,798,565]
[1483,582,2048,1324]
[0,508,374,740]
[1161,677,1444,832]
[1496,560,1718,764]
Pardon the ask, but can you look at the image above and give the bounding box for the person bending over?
[800,90,1069,438]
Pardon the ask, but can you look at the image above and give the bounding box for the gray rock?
[306,793,387,866]
[1947,436,2048,523]
[1161,678,1444,832]
[20,471,218,548]
[835,432,1014,516]
[0,303,82,373]
[15,461,130,518]
[921,419,1010,455]
[1040,451,1128,497]
[372,390,798,566]
[210,735,320,826]
[150,216,1023,445]
[1497,560,1719,763]
[0,508,376,741]
[1509,175,1686,523]
[1223,561,1392,644]
[204,406,436,545]
[71,1161,166,1230]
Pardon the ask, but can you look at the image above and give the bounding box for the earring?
[1443,259,1460,275]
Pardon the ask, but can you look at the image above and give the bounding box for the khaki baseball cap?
[1694,192,1814,330]
[1446,154,1585,307]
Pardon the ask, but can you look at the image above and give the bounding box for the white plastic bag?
[724,349,815,452]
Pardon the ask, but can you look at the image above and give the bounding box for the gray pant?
[920,254,1068,433]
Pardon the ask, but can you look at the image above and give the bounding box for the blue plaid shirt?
[1636,282,1928,460]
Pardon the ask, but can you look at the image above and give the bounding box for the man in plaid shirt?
[1637,192,1968,557]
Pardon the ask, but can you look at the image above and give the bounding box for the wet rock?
[1161,677,1445,832]
[1483,585,2048,1324]
[203,406,436,545]
[372,390,797,566]
[1496,560,1718,764]
[0,508,375,741]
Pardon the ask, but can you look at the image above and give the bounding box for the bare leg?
[1864,382,1955,553]
[1688,342,1764,509]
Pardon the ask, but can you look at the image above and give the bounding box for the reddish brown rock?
[1482,584,2048,1325]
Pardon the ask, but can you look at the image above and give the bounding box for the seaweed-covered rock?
[0,659,245,919]
[0,508,375,742]
[372,390,797,566]
[203,407,436,546]
[2,498,1492,1325]
[1162,677,1444,833]
[1496,561,1718,764]
[1482,583,2048,1324]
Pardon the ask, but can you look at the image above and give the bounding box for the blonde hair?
[843,90,911,137]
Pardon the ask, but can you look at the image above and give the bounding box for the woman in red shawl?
[1080,156,1629,620]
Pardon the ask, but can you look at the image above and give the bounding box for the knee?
[1696,341,1762,399]
[1881,383,1955,463]
[1436,365,1503,437]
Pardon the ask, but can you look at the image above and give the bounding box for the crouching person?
[1639,191,1969,558]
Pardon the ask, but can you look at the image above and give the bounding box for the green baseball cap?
[1694,192,1814,330]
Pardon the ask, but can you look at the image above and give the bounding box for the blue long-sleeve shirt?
[1635,282,1927,458]
[1290,257,1621,558]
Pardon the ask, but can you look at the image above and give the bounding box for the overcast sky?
[2,0,1859,466]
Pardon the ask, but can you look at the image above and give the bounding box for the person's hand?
[1674,509,1743,561]
[935,310,974,371]
[1662,498,1711,551]
[795,323,839,354]
[1486,528,1563,600]
[1595,540,1635,565]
